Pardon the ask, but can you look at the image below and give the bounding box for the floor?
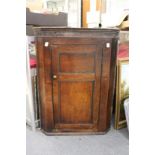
[26,125,129,155]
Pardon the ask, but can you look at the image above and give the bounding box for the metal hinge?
[106,42,111,48]
[44,41,49,47]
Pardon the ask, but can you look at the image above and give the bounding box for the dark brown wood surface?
[35,28,119,134]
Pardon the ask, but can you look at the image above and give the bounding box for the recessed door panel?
[60,81,94,124]
[59,53,95,73]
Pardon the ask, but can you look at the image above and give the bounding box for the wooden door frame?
[50,39,103,132]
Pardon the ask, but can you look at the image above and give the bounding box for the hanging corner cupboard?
[34,27,119,135]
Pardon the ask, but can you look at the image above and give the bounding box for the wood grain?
[60,81,93,124]
[59,53,95,73]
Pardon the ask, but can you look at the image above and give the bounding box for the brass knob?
[53,75,57,79]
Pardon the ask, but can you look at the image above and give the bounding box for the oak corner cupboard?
[34,27,119,135]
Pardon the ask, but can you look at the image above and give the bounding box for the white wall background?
[102,0,129,27]
[43,0,81,28]
[87,0,129,28]
[67,0,81,27]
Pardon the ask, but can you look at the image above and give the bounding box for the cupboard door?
[51,43,102,131]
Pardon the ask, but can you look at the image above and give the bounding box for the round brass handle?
[53,75,57,79]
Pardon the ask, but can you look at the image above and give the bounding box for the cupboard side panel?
[98,40,112,131]
[106,38,118,128]
[36,37,54,132]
